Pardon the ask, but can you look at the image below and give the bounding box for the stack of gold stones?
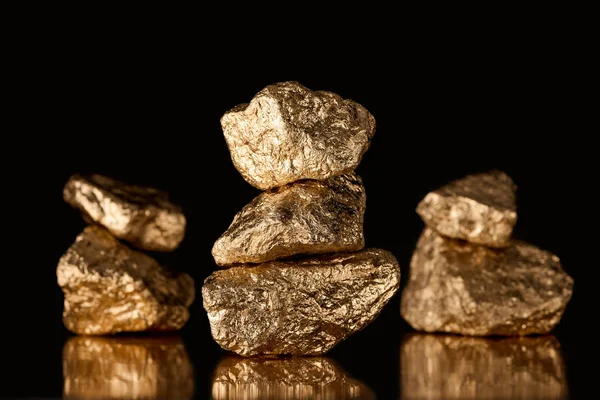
[203,81,401,356]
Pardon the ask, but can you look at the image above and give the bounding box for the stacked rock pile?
[202,81,401,356]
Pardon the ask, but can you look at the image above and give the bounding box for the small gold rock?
[63,174,186,251]
[400,228,573,336]
[212,173,366,266]
[58,226,194,335]
[416,170,517,247]
[202,249,400,356]
[220,81,376,190]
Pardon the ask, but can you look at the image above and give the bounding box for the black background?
[4,35,581,398]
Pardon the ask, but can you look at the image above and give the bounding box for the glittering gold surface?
[220,81,376,190]
[400,334,568,400]
[63,174,186,251]
[212,173,366,266]
[416,170,517,247]
[212,356,374,400]
[57,226,194,335]
[400,229,573,336]
[63,336,194,400]
[202,249,400,356]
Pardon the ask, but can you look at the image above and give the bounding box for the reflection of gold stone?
[220,81,376,190]
[400,229,573,336]
[203,249,400,356]
[416,170,517,247]
[58,226,194,335]
[63,336,194,400]
[64,174,186,251]
[212,173,366,266]
[212,356,374,400]
[400,334,568,400]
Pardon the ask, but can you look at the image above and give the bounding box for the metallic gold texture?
[400,334,568,400]
[416,170,517,247]
[212,173,366,266]
[202,249,400,356]
[57,226,194,335]
[63,173,186,251]
[212,356,375,400]
[400,229,573,336]
[63,336,194,400]
[220,81,376,190]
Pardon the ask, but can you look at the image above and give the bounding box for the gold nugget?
[57,226,194,335]
[64,174,186,251]
[220,81,376,190]
[416,170,517,247]
[400,229,573,336]
[202,249,400,356]
[212,173,366,266]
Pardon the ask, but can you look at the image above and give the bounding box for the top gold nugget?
[63,174,186,252]
[221,81,376,190]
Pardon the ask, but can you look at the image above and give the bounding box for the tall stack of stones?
[202,82,400,356]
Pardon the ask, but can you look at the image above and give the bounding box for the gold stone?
[220,81,376,190]
[416,170,517,247]
[400,334,568,400]
[400,229,573,336]
[202,249,400,356]
[63,336,194,400]
[63,174,186,251]
[212,356,374,400]
[57,226,194,335]
[212,173,366,266]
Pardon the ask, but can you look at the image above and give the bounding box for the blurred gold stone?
[220,81,376,190]
[57,226,194,335]
[400,229,573,336]
[63,173,186,251]
[212,173,366,266]
[212,356,374,400]
[202,249,400,356]
[416,170,517,247]
[400,334,568,400]
[63,336,194,400]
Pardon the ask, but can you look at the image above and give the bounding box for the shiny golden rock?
[400,229,573,336]
[57,226,194,335]
[202,249,400,356]
[212,356,374,400]
[220,81,376,190]
[212,173,366,266]
[416,170,517,247]
[63,336,194,400]
[400,334,568,400]
[63,174,186,251]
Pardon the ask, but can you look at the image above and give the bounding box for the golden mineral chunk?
[416,170,517,247]
[400,229,573,336]
[220,81,376,190]
[202,249,400,356]
[212,173,366,266]
[57,226,194,335]
[400,334,568,400]
[212,356,375,400]
[63,336,194,400]
[63,174,186,251]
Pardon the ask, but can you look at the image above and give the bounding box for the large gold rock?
[212,173,366,266]
[220,81,376,190]
[202,249,400,356]
[400,229,573,336]
[64,174,186,251]
[212,356,374,400]
[57,226,194,335]
[63,336,194,400]
[416,170,517,247]
[400,334,568,400]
